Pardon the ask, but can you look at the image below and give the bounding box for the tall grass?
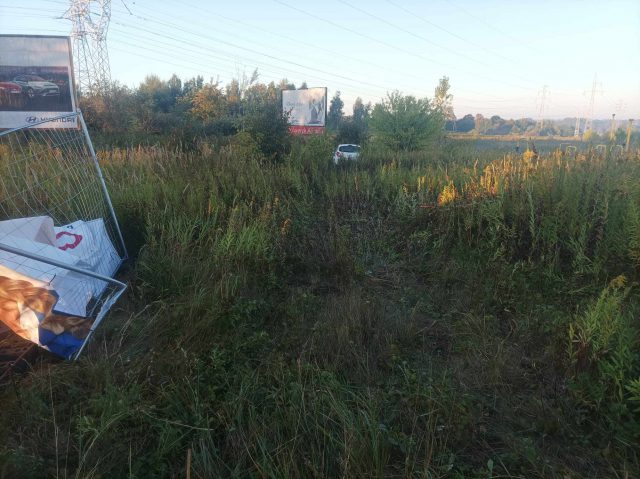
[1,139,639,477]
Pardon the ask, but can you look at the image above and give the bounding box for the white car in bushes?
[333,144,361,164]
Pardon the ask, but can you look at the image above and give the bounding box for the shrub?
[567,276,640,440]
[336,118,368,146]
[370,91,443,151]
[243,102,291,162]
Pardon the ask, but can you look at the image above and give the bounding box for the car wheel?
[25,88,35,99]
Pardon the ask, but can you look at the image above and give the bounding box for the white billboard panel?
[282,87,327,128]
[0,35,77,129]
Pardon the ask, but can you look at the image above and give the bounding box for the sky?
[1,0,639,120]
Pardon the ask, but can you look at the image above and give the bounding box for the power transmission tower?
[583,73,603,136]
[610,100,626,141]
[574,115,582,137]
[610,113,617,141]
[626,119,634,152]
[536,85,549,131]
[65,0,112,95]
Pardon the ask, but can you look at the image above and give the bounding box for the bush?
[370,90,443,151]
[567,276,640,440]
[243,102,291,162]
[336,118,367,146]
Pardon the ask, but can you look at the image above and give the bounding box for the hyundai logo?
[26,116,38,123]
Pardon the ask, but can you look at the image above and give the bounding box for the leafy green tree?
[352,97,371,126]
[244,101,291,162]
[244,83,271,111]
[130,75,176,132]
[168,74,182,101]
[336,119,367,145]
[137,75,174,113]
[485,115,514,135]
[226,79,242,118]
[182,75,204,98]
[370,91,443,151]
[513,117,536,134]
[81,82,135,133]
[455,114,475,133]
[190,82,227,122]
[327,91,344,130]
[434,76,454,121]
[473,114,491,134]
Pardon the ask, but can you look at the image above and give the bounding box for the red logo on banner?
[289,125,325,135]
[56,231,83,251]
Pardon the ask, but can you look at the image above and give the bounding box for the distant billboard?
[0,35,77,129]
[282,87,327,135]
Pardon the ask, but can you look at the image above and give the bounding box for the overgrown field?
[1,138,639,478]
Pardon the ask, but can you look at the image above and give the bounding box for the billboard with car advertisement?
[0,35,77,129]
[282,87,326,135]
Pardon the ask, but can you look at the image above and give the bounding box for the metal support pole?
[73,284,126,359]
[0,243,126,288]
[78,111,129,260]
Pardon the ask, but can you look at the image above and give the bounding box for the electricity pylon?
[536,85,549,131]
[610,100,627,141]
[65,0,112,95]
[610,113,617,141]
[574,115,582,137]
[583,74,603,136]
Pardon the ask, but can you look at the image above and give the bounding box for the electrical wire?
[337,0,493,68]
[110,6,520,104]
[108,4,425,94]
[150,0,435,89]
[109,19,394,97]
[5,0,531,104]
[272,0,537,92]
[144,0,517,101]
[108,15,398,94]
[439,0,539,53]
[384,0,515,64]
[108,29,389,100]
[4,1,574,117]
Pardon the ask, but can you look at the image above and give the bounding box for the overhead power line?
[108,27,389,99]
[439,0,538,53]
[150,0,432,90]
[110,3,425,94]
[110,16,395,94]
[384,0,515,64]
[113,3,528,104]
[383,0,539,88]
[146,0,515,101]
[273,0,536,92]
[337,0,492,68]
[4,1,556,116]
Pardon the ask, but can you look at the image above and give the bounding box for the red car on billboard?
[0,81,23,108]
[0,81,22,95]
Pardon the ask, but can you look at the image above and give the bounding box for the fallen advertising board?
[0,35,77,129]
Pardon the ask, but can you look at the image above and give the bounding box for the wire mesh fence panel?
[0,112,126,359]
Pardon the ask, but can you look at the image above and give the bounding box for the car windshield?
[26,75,46,81]
[338,145,360,153]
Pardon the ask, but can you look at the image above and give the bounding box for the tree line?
[81,71,453,156]
[81,71,636,154]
